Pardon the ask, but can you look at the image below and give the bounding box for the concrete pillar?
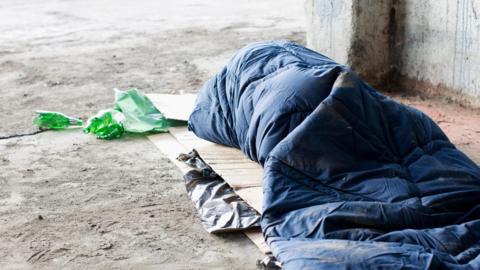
[305,0,393,87]
[305,0,480,106]
[305,0,354,65]
[393,0,480,104]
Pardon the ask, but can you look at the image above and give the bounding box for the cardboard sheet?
[146,93,197,121]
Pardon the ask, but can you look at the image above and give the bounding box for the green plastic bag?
[83,109,125,140]
[113,88,169,133]
[84,88,173,139]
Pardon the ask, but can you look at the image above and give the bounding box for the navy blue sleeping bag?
[188,41,480,269]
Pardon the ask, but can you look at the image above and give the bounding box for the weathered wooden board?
[244,229,271,255]
[147,131,268,253]
[168,127,264,190]
[235,187,263,213]
[148,132,191,174]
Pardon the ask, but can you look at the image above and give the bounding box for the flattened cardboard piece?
[147,93,197,121]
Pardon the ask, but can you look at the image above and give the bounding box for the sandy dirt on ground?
[0,1,304,269]
[393,94,480,163]
[0,1,479,270]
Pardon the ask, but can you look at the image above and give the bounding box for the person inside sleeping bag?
[188,41,480,270]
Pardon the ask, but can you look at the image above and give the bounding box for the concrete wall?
[305,0,353,65]
[305,0,392,85]
[305,0,480,105]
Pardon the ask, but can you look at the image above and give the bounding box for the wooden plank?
[169,127,264,190]
[149,130,263,212]
[235,187,263,213]
[244,229,271,254]
[216,172,264,189]
[147,93,197,121]
[168,126,215,149]
[148,133,191,174]
[148,132,268,253]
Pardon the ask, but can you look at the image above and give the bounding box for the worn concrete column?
[305,0,393,87]
[392,0,480,105]
[306,0,480,106]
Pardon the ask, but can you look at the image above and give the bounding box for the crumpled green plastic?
[113,88,169,133]
[83,109,125,140]
[84,88,172,139]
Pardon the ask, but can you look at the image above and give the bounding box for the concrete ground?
[0,1,479,270]
[0,1,304,269]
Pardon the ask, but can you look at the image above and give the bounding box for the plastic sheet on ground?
[84,88,177,139]
[179,150,260,233]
